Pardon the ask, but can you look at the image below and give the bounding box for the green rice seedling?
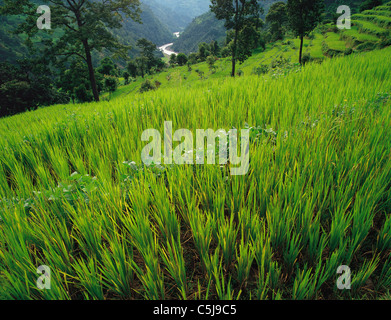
[216,213,239,269]
[67,202,104,261]
[72,258,104,300]
[194,278,212,300]
[377,214,391,252]
[235,232,255,287]
[283,233,302,273]
[131,242,166,300]
[307,222,328,263]
[291,266,317,300]
[268,261,282,293]
[209,250,240,300]
[188,209,215,269]
[253,224,273,275]
[351,255,380,294]
[99,234,134,299]
[159,235,188,299]
[376,254,391,291]
[0,45,391,300]
[328,206,353,253]
[255,269,270,300]
[148,176,181,243]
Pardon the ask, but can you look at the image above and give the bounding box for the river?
[158,32,180,56]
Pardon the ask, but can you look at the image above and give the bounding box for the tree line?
[1,0,376,117]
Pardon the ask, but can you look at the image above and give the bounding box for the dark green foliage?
[0,59,68,117]
[266,2,288,41]
[360,0,383,12]
[197,42,211,62]
[187,53,199,65]
[172,11,227,54]
[176,53,188,66]
[127,60,139,78]
[58,59,96,103]
[210,0,263,76]
[97,58,119,77]
[123,71,130,85]
[252,64,269,76]
[126,38,164,78]
[169,54,177,66]
[136,38,163,74]
[139,79,156,93]
[1,0,141,102]
[206,55,217,71]
[286,0,324,64]
[104,76,119,95]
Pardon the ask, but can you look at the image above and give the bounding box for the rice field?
[104,3,391,99]
[0,43,391,300]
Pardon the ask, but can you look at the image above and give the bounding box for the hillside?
[1,0,391,303]
[172,0,289,54]
[172,11,226,54]
[141,0,191,32]
[109,2,391,97]
[0,43,390,300]
[0,1,175,63]
[155,0,211,21]
[114,2,174,50]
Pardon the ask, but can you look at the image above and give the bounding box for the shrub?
[252,64,269,76]
[139,79,156,93]
[360,0,383,12]
[176,53,188,66]
[104,75,118,94]
[302,53,312,64]
[344,48,354,56]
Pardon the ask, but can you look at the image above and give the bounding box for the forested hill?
[172,0,287,54]
[172,11,226,54]
[153,0,212,22]
[113,2,174,50]
[172,0,370,54]
[141,0,191,32]
[0,0,175,63]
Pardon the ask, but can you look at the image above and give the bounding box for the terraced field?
[103,2,391,99]
[1,42,391,300]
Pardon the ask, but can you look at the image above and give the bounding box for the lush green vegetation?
[1,0,391,301]
[172,11,226,54]
[0,42,391,299]
[0,0,174,64]
[172,0,283,54]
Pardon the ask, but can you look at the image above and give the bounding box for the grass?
[101,2,391,99]
[0,45,390,300]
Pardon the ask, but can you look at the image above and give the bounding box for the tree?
[97,57,119,77]
[136,38,160,74]
[176,53,188,66]
[135,56,148,78]
[210,40,220,57]
[188,53,198,65]
[104,75,118,97]
[59,58,95,103]
[127,60,139,78]
[197,42,210,62]
[286,0,324,64]
[206,55,217,71]
[210,0,262,77]
[169,54,177,66]
[123,71,130,85]
[1,0,141,102]
[360,0,383,12]
[0,59,68,116]
[266,2,288,41]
